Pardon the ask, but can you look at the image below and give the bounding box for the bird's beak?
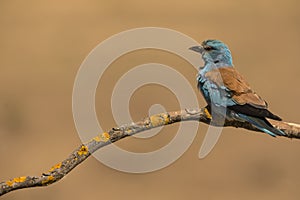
[189,46,204,54]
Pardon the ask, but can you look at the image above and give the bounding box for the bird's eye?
[204,46,213,51]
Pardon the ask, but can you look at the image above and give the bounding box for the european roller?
[189,39,285,137]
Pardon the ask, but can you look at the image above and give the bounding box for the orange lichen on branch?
[77,145,89,156]
[6,176,27,187]
[150,113,170,127]
[93,136,101,142]
[1,108,300,197]
[93,132,110,142]
[48,162,62,172]
[41,176,54,185]
[101,132,110,142]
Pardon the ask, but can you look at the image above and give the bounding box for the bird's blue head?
[189,39,233,67]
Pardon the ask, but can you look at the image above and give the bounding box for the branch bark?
[1,107,299,196]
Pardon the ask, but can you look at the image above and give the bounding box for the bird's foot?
[204,107,212,120]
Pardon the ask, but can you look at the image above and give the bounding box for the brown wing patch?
[205,67,267,108]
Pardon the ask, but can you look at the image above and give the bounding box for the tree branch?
[1,107,299,196]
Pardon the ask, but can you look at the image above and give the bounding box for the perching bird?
[189,39,285,137]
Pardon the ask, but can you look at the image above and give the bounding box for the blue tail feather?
[237,114,286,137]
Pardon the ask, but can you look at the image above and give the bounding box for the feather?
[205,67,267,108]
[191,39,285,137]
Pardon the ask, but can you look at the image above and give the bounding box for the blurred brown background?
[1,0,300,199]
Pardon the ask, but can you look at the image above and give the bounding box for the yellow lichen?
[92,132,110,142]
[163,113,170,124]
[204,108,212,119]
[6,176,27,186]
[77,145,89,156]
[48,162,62,172]
[42,175,54,185]
[93,135,101,142]
[15,176,26,183]
[101,132,110,141]
[150,113,169,127]
[6,180,13,187]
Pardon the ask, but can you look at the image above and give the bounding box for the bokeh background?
[1,0,300,199]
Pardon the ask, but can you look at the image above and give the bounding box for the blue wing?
[198,67,286,137]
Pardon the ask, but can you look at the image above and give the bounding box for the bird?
[189,39,286,137]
